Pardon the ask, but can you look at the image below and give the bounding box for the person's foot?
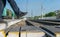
[20,12,27,17]
[16,12,27,18]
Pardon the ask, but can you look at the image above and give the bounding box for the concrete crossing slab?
[21,31,45,37]
[0,23,7,30]
[21,26,45,37]
[0,19,22,30]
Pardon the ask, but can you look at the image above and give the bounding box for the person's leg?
[0,0,6,22]
[0,0,4,19]
[7,0,27,18]
[2,0,6,6]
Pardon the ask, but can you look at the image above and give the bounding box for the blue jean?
[0,0,4,18]
[0,0,21,18]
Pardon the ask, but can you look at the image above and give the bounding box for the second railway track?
[25,20,56,37]
[30,19,60,26]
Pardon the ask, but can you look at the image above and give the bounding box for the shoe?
[16,12,27,18]
[20,12,27,17]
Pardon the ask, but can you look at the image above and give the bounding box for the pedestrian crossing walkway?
[0,19,60,37]
[0,26,45,37]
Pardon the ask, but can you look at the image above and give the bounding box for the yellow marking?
[0,30,6,37]
[55,32,60,34]
[2,31,6,37]
[0,30,5,31]
[9,32,19,34]
[55,32,60,37]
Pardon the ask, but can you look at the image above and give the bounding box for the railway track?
[0,20,45,37]
[37,19,60,22]
[0,19,60,37]
[30,19,60,26]
[26,19,60,37]
[26,20,56,37]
